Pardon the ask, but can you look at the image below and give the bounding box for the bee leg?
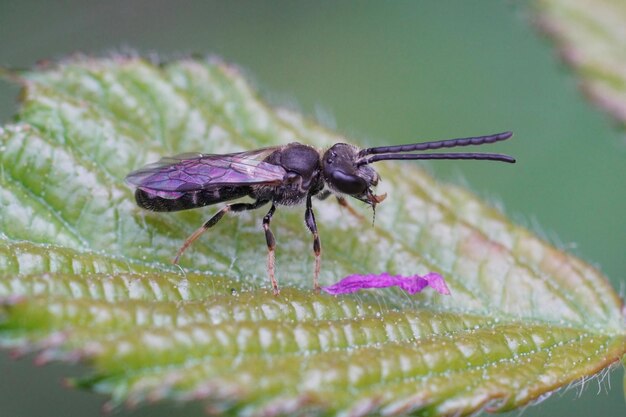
[318,190,364,221]
[262,203,279,295]
[305,194,321,291]
[173,199,268,264]
[316,190,332,200]
[336,196,366,222]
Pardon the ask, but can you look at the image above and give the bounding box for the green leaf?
[534,0,626,126]
[0,57,624,416]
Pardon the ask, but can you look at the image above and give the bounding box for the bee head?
[322,143,385,207]
[322,131,516,210]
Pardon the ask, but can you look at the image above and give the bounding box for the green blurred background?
[0,1,624,416]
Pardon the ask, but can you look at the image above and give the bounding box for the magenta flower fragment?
[322,272,450,295]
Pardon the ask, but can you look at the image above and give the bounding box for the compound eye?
[330,170,367,195]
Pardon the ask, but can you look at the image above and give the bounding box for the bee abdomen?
[135,187,251,212]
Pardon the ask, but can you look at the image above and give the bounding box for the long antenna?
[357,152,515,166]
[358,131,513,157]
[355,131,515,166]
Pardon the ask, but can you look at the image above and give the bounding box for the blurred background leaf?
[0,1,625,416]
[535,0,626,127]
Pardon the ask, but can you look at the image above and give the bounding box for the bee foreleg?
[173,199,268,265]
[262,203,279,295]
[336,196,366,222]
[305,194,321,291]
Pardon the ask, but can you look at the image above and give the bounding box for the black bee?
[126,131,515,294]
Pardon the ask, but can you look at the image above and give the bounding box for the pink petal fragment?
[322,272,450,295]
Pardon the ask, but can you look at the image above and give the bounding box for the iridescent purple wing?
[125,147,287,199]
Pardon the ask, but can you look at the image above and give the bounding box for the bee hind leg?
[173,199,269,265]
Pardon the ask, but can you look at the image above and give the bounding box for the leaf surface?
[0,57,624,416]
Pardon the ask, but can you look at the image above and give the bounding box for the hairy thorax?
[253,143,324,205]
